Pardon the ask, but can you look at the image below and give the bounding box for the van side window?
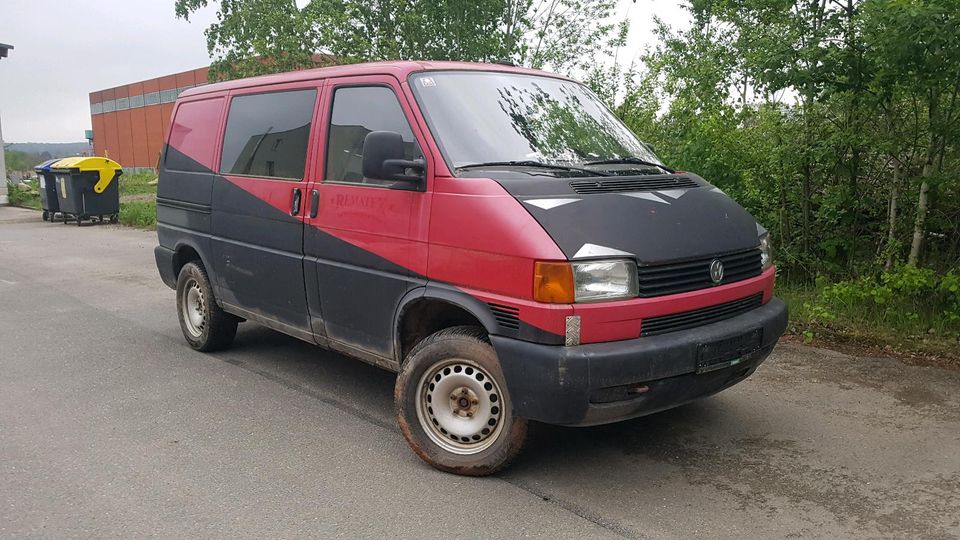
[165,98,224,173]
[220,89,317,180]
[325,86,423,185]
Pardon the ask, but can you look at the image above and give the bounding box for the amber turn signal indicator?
[533,261,575,303]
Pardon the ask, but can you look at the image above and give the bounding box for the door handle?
[309,189,319,218]
[291,188,302,216]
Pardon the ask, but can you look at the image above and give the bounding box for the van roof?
[179,60,571,98]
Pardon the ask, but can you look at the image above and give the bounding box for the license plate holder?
[696,328,763,374]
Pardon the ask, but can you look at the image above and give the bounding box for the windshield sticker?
[419,77,436,87]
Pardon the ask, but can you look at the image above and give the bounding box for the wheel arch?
[394,285,501,364]
[172,240,214,284]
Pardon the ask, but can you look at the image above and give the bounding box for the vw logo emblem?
[709,259,724,284]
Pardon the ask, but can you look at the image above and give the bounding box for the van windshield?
[409,71,663,173]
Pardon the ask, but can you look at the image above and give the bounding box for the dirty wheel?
[396,326,527,476]
[176,261,238,352]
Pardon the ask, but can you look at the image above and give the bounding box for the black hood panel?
[490,173,760,263]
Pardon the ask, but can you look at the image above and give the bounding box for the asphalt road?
[1,205,958,539]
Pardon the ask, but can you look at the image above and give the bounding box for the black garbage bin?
[34,159,62,221]
[50,157,122,226]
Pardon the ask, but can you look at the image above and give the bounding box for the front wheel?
[176,261,238,351]
[395,326,528,476]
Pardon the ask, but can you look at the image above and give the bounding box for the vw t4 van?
[154,61,787,475]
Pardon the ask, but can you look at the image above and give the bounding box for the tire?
[395,326,528,476]
[175,261,238,351]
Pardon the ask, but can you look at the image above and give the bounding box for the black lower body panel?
[491,298,788,426]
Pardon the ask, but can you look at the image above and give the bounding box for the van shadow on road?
[206,324,960,539]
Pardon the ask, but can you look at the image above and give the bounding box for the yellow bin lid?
[51,156,122,194]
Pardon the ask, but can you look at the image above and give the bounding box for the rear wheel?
[176,261,238,351]
[395,326,528,476]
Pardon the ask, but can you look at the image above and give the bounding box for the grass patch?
[119,200,156,228]
[117,171,158,229]
[119,171,158,197]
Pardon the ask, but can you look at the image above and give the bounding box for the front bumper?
[491,298,788,426]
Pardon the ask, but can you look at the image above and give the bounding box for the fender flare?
[172,239,213,276]
[392,283,501,363]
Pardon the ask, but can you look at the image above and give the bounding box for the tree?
[174,0,624,80]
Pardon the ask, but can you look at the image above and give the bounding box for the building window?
[91,102,103,115]
[116,97,130,111]
[102,99,116,113]
[144,91,160,106]
[129,94,144,108]
[220,89,317,180]
[160,89,178,104]
[325,86,423,185]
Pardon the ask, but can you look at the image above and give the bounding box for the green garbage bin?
[34,159,62,222]
[50,157,122,226]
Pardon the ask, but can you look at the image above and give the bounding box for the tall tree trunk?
[884,164,899,271]
[908,177,930,266]
[801,86,814,258]
[909,93,941,267]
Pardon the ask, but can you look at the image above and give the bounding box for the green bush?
[6,180,40,209]
[813,266,960,336]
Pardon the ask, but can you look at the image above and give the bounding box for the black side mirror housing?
[362,131,425,185]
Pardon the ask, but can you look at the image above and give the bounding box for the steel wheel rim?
[181,277,205,338]
[416,358,505,455]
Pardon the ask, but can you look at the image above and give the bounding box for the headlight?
[573,260,638,302]
[759,232,773,269]
[534,259,638,303]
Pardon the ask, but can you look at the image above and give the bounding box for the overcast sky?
[0,0,688,143]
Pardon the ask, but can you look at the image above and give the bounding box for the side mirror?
[362,131,425,184]
[643,141,657,154]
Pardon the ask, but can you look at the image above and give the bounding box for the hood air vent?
[570,176,699,194]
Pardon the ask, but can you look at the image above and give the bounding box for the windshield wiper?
[584,157,674,174]
[457,160,612,177]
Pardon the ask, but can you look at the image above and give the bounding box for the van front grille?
[570,176,699,194]
[637,248,762,298]
[640,293,763,336]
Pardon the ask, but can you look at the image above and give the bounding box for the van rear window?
[166,98,225,173]
[220,89,317,180]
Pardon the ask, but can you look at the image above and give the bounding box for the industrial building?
[88,66,209,169]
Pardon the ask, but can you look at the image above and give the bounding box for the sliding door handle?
[291,188,302,216]
[309,189,320,218]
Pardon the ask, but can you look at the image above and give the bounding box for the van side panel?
[156,97,226,282]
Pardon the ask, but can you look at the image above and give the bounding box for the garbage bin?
[34,159,62,221]
[50,157,122,226]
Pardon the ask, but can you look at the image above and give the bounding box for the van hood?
[477,171,761,262]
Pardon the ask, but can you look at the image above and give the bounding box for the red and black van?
[154,61,787,475]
